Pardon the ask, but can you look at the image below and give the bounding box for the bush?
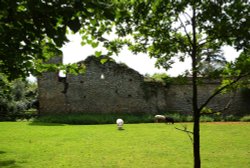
[150,73,173,86]
[164,113,193,122]
[33,112,249,125]
[0,76,38,121]
[34,113,154,125]
[200,116,214,122]
[36,113,196,124]
[240,115,250,122]
[212,114,223,122]
[186,115,193,122]
[224,115,239,121]
[165,113,182,122]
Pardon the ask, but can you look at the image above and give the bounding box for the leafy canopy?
[0,0,116,79]
[113,0,249,75]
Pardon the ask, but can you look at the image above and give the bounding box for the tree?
[147,73,173,86]
[112,1,250,167]
[0,73,37,120]
[0,0,116,79]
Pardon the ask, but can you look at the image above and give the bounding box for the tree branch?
[197,37,215,50]
[220,91,236,112]
[201,90,237,115]
[178,16,193,48]
[172,37,192,56]
[183,11,192,20]
[198,73,250,114]
[175,124,193,142]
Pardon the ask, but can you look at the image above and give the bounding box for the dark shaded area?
[58,76,69,94]
[28,122,65,126]
[0,160,16,167]
[0,151,6,154]
[0,151,20,168]
[31,113,155,125]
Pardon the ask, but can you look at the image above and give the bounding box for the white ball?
[116,119,124,130]
[116,118,124,126]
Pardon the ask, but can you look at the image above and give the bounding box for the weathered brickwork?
[38,56,250,115]
[164,83,248,115]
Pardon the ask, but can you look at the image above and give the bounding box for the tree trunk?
[193,108,201,168]
[192,63,201,168]
[191,4,201,168]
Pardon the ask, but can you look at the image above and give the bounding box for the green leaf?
[91,42,99,48]
[90,19,97,26]
[81,41,86,46]
[100,58,108,64]
[95,51,102,57]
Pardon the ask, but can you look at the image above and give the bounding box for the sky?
[61,33,240,77]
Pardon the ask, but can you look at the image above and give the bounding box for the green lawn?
[0,122,249,168]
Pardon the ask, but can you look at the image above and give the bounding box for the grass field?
[0,122,249,168]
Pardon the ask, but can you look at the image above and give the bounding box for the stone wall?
[38,56,168,114]
[165,83,249,115]
[38,56,250,116]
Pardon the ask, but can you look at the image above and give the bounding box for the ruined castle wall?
[165,83,249,115]
[38,57,167,114]
[38,56,250,116]
[38,56,67,113]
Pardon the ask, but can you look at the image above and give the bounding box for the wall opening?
[100,74,105,79]
[58,70,69,94]
[58,70,67,82]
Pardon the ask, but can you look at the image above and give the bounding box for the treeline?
[0,74,38,121]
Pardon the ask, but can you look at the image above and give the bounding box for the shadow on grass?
[0,151,6,154]
[28,122,65,126]
[0,151,20,168]
[0,160,16,167]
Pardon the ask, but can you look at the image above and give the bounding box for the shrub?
[165,113,193,122]
[165,113,182,122]
[0,76,38,121]
[33,112,248,124]
[212,114,223,122]
[224,115,239,121]
[150,73,173,86]
[34,113,154,125]
[186,115,193,122]
[200,116,214,122]
[240,115,250,122]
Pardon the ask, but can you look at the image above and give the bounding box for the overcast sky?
[61,33,240,77]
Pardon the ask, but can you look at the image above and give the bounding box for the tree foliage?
[0,73,37,121]
[0,0,116,79]
[148,73,173,86]
[114,0,249,65]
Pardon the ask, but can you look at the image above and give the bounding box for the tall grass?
[240,115,250,122]
[35,113,154,125]
[164,113,248,123]
[33,113,249,125]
